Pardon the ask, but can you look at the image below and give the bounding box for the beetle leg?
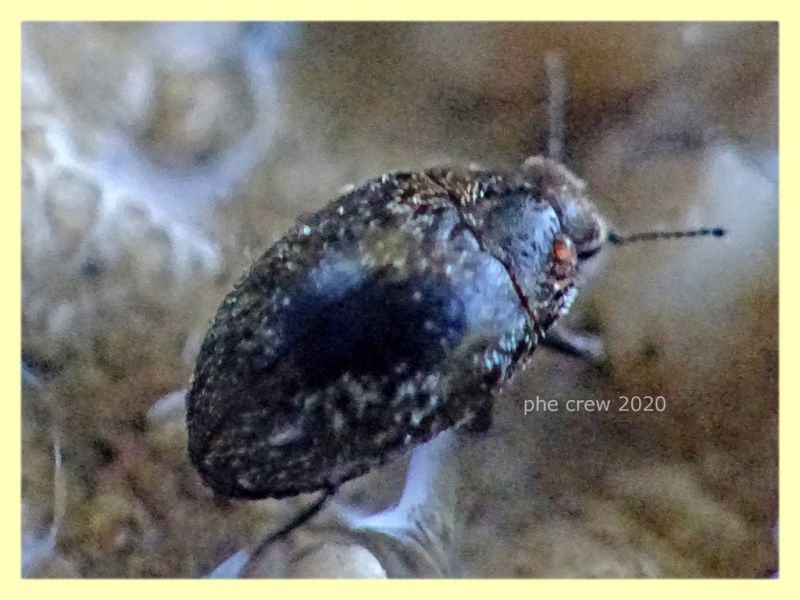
[542,322,606,366]
[460,399,494,434]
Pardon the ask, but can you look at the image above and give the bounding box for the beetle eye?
[552,236,576,264]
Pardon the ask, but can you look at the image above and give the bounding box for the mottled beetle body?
[187,156,606,499]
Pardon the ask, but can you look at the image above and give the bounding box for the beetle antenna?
[607,227,726,246]
[545,50,566,162]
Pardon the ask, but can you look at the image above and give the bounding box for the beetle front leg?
[542,321,606,366]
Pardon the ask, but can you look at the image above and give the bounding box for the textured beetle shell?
[187,157,596,499]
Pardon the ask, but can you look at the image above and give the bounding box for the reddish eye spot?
[553,236,576,265]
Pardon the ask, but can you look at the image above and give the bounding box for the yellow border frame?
[7,3,794,596]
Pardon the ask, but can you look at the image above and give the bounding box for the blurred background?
[21,22,777,577]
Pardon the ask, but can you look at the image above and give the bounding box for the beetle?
[185,155,723,501]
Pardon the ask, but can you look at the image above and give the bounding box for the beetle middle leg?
[460,398,494,434]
